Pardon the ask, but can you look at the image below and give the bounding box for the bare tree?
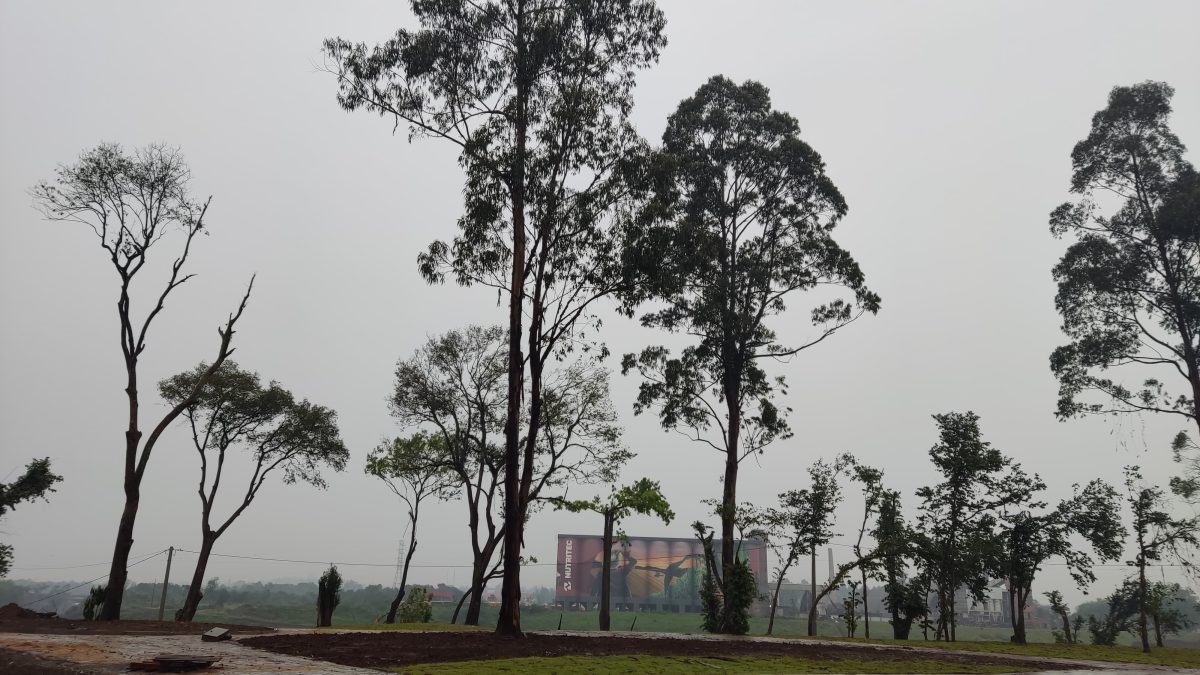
[30,144,254,619]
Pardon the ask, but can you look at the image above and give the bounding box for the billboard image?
[555,534,768,608]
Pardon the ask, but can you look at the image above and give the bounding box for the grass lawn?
[324,622,489,632]
[386,655,1022,674]
[845,638,1200,669]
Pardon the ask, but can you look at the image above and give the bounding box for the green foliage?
[1170,432,1200,502]
[326,1,667,635]
[868,639,1200,669]
[317,565,342,627]
[873,491,926,640]
[555,478,674,525]
[161,361,348,621]
[1048,81,1200,432]
[366,433,458,507]
[160,361,349,492]
[82,584,106,621]
[0,457,62,577]
[396,586,434,624]
[999,478,1125,643]
[1087,599,1128,646]
[843,580,861,638]
[693,521,756,635]
[387,655,1023,674]
[1044,590,1075,644]
[620,73,878,472]
[914,412,1042,641]
[1125,464,1200,648]
[620,76,876,634]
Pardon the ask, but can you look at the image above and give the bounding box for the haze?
[2,0,1198,607]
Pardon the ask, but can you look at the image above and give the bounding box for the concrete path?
[0,632,377,674]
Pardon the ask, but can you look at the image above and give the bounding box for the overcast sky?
[2,0,1199,608]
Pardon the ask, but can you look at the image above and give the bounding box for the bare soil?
[242,631,1074,671]
[0,645,101,674]
[0,604,273,636]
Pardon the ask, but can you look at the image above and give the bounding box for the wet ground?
[0,623,1193,674]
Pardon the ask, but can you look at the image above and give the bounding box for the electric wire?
[24,549,167,605]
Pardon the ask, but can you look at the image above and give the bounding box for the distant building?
[553,534,769,613]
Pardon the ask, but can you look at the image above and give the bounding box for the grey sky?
[2,0,1198,607]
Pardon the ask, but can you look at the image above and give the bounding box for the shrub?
[397,586,433,623]
[316,565,342,627]
[82,584,106,620]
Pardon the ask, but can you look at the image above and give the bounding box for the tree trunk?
[386,524,419,624]
[1138,550,1151,653]
[600,511,613,631]
[1014,588,1027,645]
[176,534,216,622]
[949,588,957,642]
[1008,583,1019,642]
[861,568,869,639]
[807,545,817,636]
[465,536,500,625]
[450,589,471,625]
[767,578,782,636]
[496,0,529,639]
[719,397,741,632]
[99,465,139,620]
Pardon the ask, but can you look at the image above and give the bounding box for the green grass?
[323,622,489,632]
[835,638,1200,669]
[386,655,1021,674]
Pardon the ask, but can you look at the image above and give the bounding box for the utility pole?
[157,547,174,622]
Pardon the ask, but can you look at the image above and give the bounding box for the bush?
[316,565,342,627]
[82,585,106,620]
[694,521,756,635]
[397,586,433,623]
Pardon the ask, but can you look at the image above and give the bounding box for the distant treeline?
[0,578,557,627]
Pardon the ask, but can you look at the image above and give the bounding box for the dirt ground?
[242,631,1073,671]
[0,645,99,674]
[0,603,273,636]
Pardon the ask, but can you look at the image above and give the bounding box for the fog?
[2,0,1198,608]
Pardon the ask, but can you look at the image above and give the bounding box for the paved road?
[0,632,376,674]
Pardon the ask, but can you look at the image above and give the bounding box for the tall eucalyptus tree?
[324,0,665,635]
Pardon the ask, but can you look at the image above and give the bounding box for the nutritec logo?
[562,538,573,591]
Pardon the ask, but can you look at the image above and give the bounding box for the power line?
[25,549,167,606]
[171,544,772,569]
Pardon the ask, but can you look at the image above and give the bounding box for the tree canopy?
[0,458,62,578]
[620,75,877,632]
[1050,81,1200,441]
[325,0,666,636]
[159,360,348,621]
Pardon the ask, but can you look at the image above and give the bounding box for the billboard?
[555,534,768,607]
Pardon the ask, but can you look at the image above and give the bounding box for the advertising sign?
[555,534,767,605]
